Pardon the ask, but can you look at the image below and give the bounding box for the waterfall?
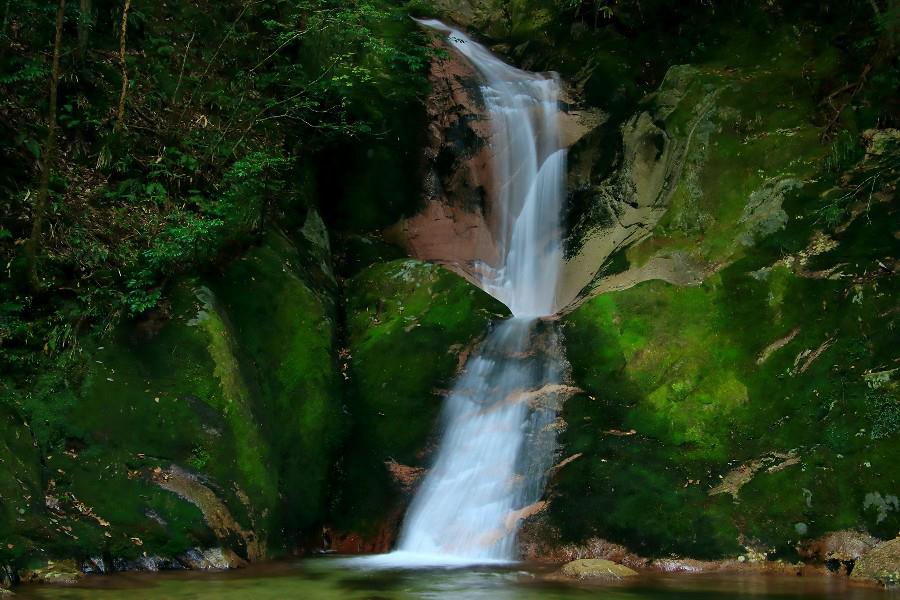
[361,20,567,567]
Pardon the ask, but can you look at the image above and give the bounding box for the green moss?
[0,407,42,564]
[330,259,508,533]
[557,191,898,557]
[210,229,343,541]
[1,228,345,564]
[191,285,276,518]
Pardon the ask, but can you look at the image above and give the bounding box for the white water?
[356,20,567,568]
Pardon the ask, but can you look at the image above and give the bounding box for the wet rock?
[384,460,427,492]
[0,566,17,589]
[395,30,603,290]
[558,558,638,580]
[19,560,83,585]
[391,34,499,285]
[852,537,900,587]
[176,548,241,570]
[799,530,879,564]
[862,128,900,157]
[80,557,107,575]
[149,466,264,562]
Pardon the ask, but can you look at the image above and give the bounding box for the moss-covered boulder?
[558,558,638,580]
[209,224,343,540]
[1,224,343,568]
[19,560,83,585]
[328,259,508,540]
[853,537,900,587]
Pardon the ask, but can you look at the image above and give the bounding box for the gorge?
[0,0,898,597]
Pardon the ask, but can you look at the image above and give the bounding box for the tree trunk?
[24,0,66,292]
[77,0,91,59]
[114,0,131,132]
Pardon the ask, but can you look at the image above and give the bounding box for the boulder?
[799,530,880,564]
[558,558,638,580]
[852,537,900,587]
[0,225,343,567]
[19,560,83,585]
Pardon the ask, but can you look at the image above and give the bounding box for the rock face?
[560,67,703,307]
[391,32,603,291]
[852,537,900,587]
[558,558,638,580]
[539,34,900,561]
[0,219,344,569]
[389,37,499,286]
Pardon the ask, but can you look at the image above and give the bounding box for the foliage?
[0,0,432,376]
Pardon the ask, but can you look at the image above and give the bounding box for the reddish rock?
[323,523,397,555]
[391,34,603,292]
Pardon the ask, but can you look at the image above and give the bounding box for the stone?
[177,547,241,570]
[558,559,638,580]
[799,530,879,563]
[863,128,900,157]
[19,560,83,585]
[852,537,900,587]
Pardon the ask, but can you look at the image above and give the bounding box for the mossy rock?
[554,198,898,558]
[558,559,638,580]
[209,227,343,540]
[3,228,342,565]
[19,560,83,585]
[330,259,508,534]
[853,537,900,587]
[543,14,900,560]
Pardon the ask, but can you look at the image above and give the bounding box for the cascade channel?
[364,20,568,567]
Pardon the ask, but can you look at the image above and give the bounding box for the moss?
[0,407,42,564]
[334,234,406,279]
[32,279,273,560]
[210,229,343,542]
[330,259,508,533]
[628,52,827,270]
[556,191,898,557]
[1,228,344,564]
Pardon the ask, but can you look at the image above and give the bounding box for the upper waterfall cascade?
[418,19,566,317]
[358,19,567,567]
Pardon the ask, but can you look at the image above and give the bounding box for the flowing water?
[13,559,889,599]
[358,20,570,567]
[417,20,566,317]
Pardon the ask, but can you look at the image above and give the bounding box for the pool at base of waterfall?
[11,558,888,599]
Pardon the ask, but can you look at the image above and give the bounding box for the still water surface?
[13,558,891,599]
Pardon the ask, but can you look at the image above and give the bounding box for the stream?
[12,558,889,599]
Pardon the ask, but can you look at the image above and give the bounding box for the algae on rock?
[328,258,508,541]
[0,224,344,567]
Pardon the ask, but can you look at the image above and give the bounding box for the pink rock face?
[389,38,501,285]
[391,36,603,303]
